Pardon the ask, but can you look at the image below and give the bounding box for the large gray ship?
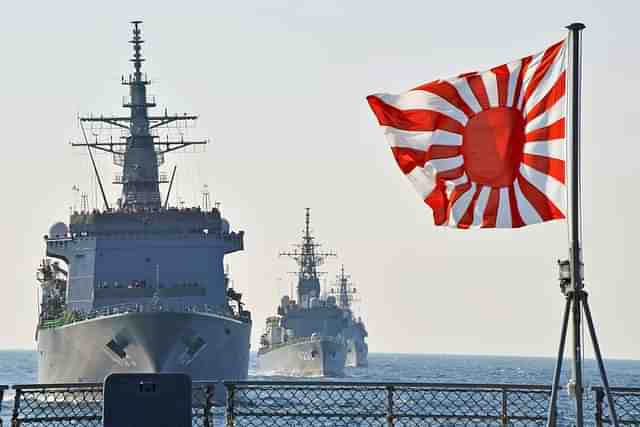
[257,209,368,376]
[35,21,251,390]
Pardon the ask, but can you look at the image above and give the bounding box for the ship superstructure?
[257,209,347,376]
[36,22,251,389]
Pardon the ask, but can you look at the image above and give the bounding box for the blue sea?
[1,350,639,424]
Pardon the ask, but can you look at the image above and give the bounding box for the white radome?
[49,222,69,238]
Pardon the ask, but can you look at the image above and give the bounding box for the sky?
[0,0,638,360]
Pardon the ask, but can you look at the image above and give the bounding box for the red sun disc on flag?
[367,40,567,229]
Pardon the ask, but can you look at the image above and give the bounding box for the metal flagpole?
[556,23,620,427]
[566,21,586,427]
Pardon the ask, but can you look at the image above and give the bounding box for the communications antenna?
[331,265,359,310]
[279,208,336,304]
[70,21,209,211]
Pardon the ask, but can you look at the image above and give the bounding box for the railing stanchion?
[225,383,235,427]
[203,384,213,427]
[386,385,395,427]
[594,387,605,427]
[11,388,22,427]
[501,389,508,427]
[0,386,5,427]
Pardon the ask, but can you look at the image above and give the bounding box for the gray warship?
[331,265,368,367]
[35,21,251,389]
[257,209,357,377]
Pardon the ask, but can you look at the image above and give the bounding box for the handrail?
[223,380,553,389]
[10,381,217,389]
[223,381,555,427]
[593,386,640,426]
[6,382,639,426]
[260,334,345,352]
[39,302,249,330]
[8,382,218,427]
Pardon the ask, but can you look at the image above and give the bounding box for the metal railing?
[260,334,345,353]
[223,381,554,426]
[9,382,218,427]
[7,381,640,426]
[0,385,7,427]
[593,386,640,426]
[39,302,250,330]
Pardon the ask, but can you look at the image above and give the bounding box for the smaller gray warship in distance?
[36,21,251,389]
[331,265,368,367]
[257,209,367,376]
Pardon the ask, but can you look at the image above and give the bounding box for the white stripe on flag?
[523,45,566,117]
[375,92,469,125]
[525,96,565,133]
[449,183,476,226]
[523,139,564,160]
[383,127,462,151]
[517,48,547,109]
[445,174,469,190]
[496,187,512,228]
[425,155,464,172]
[514,179,543,224]
[481,71,499,108]
[506,61,522,107]
[406,166,436,199]
[519,164,566,212]
[452,78,482,113]
[472,185,491,227]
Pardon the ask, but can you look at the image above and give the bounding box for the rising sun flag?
[367,40,567,228]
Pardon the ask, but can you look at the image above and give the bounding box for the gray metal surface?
[38,311,249,386]
[256,337,346,377]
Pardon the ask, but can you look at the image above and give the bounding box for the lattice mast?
[332,265,358,311]
[279,208,336,303]
[72,21,207,211]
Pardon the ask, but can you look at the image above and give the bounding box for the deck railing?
[259,334,345,353]
[4,382,640,426]
[223,381,554,426]
[7,382,217,427]
[593,386,640,426]
[39,302,250,330]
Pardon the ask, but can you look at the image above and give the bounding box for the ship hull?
[256,338,346,377]
[345,338,368,368]
[37,311,250,393]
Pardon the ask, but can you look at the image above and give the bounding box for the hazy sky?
[1,0,638,360]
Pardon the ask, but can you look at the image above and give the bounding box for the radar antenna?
[279,208,336,304]
[331,265,359,310]
[71,21,209,211]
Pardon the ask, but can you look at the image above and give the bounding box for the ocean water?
[1,350,639,424]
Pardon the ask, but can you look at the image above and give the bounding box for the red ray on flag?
[367,40,567,229]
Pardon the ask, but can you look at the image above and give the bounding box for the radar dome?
[49,222,69,238]
[221,218,230,233]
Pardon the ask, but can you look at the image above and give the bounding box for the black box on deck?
[103,373,192,427]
